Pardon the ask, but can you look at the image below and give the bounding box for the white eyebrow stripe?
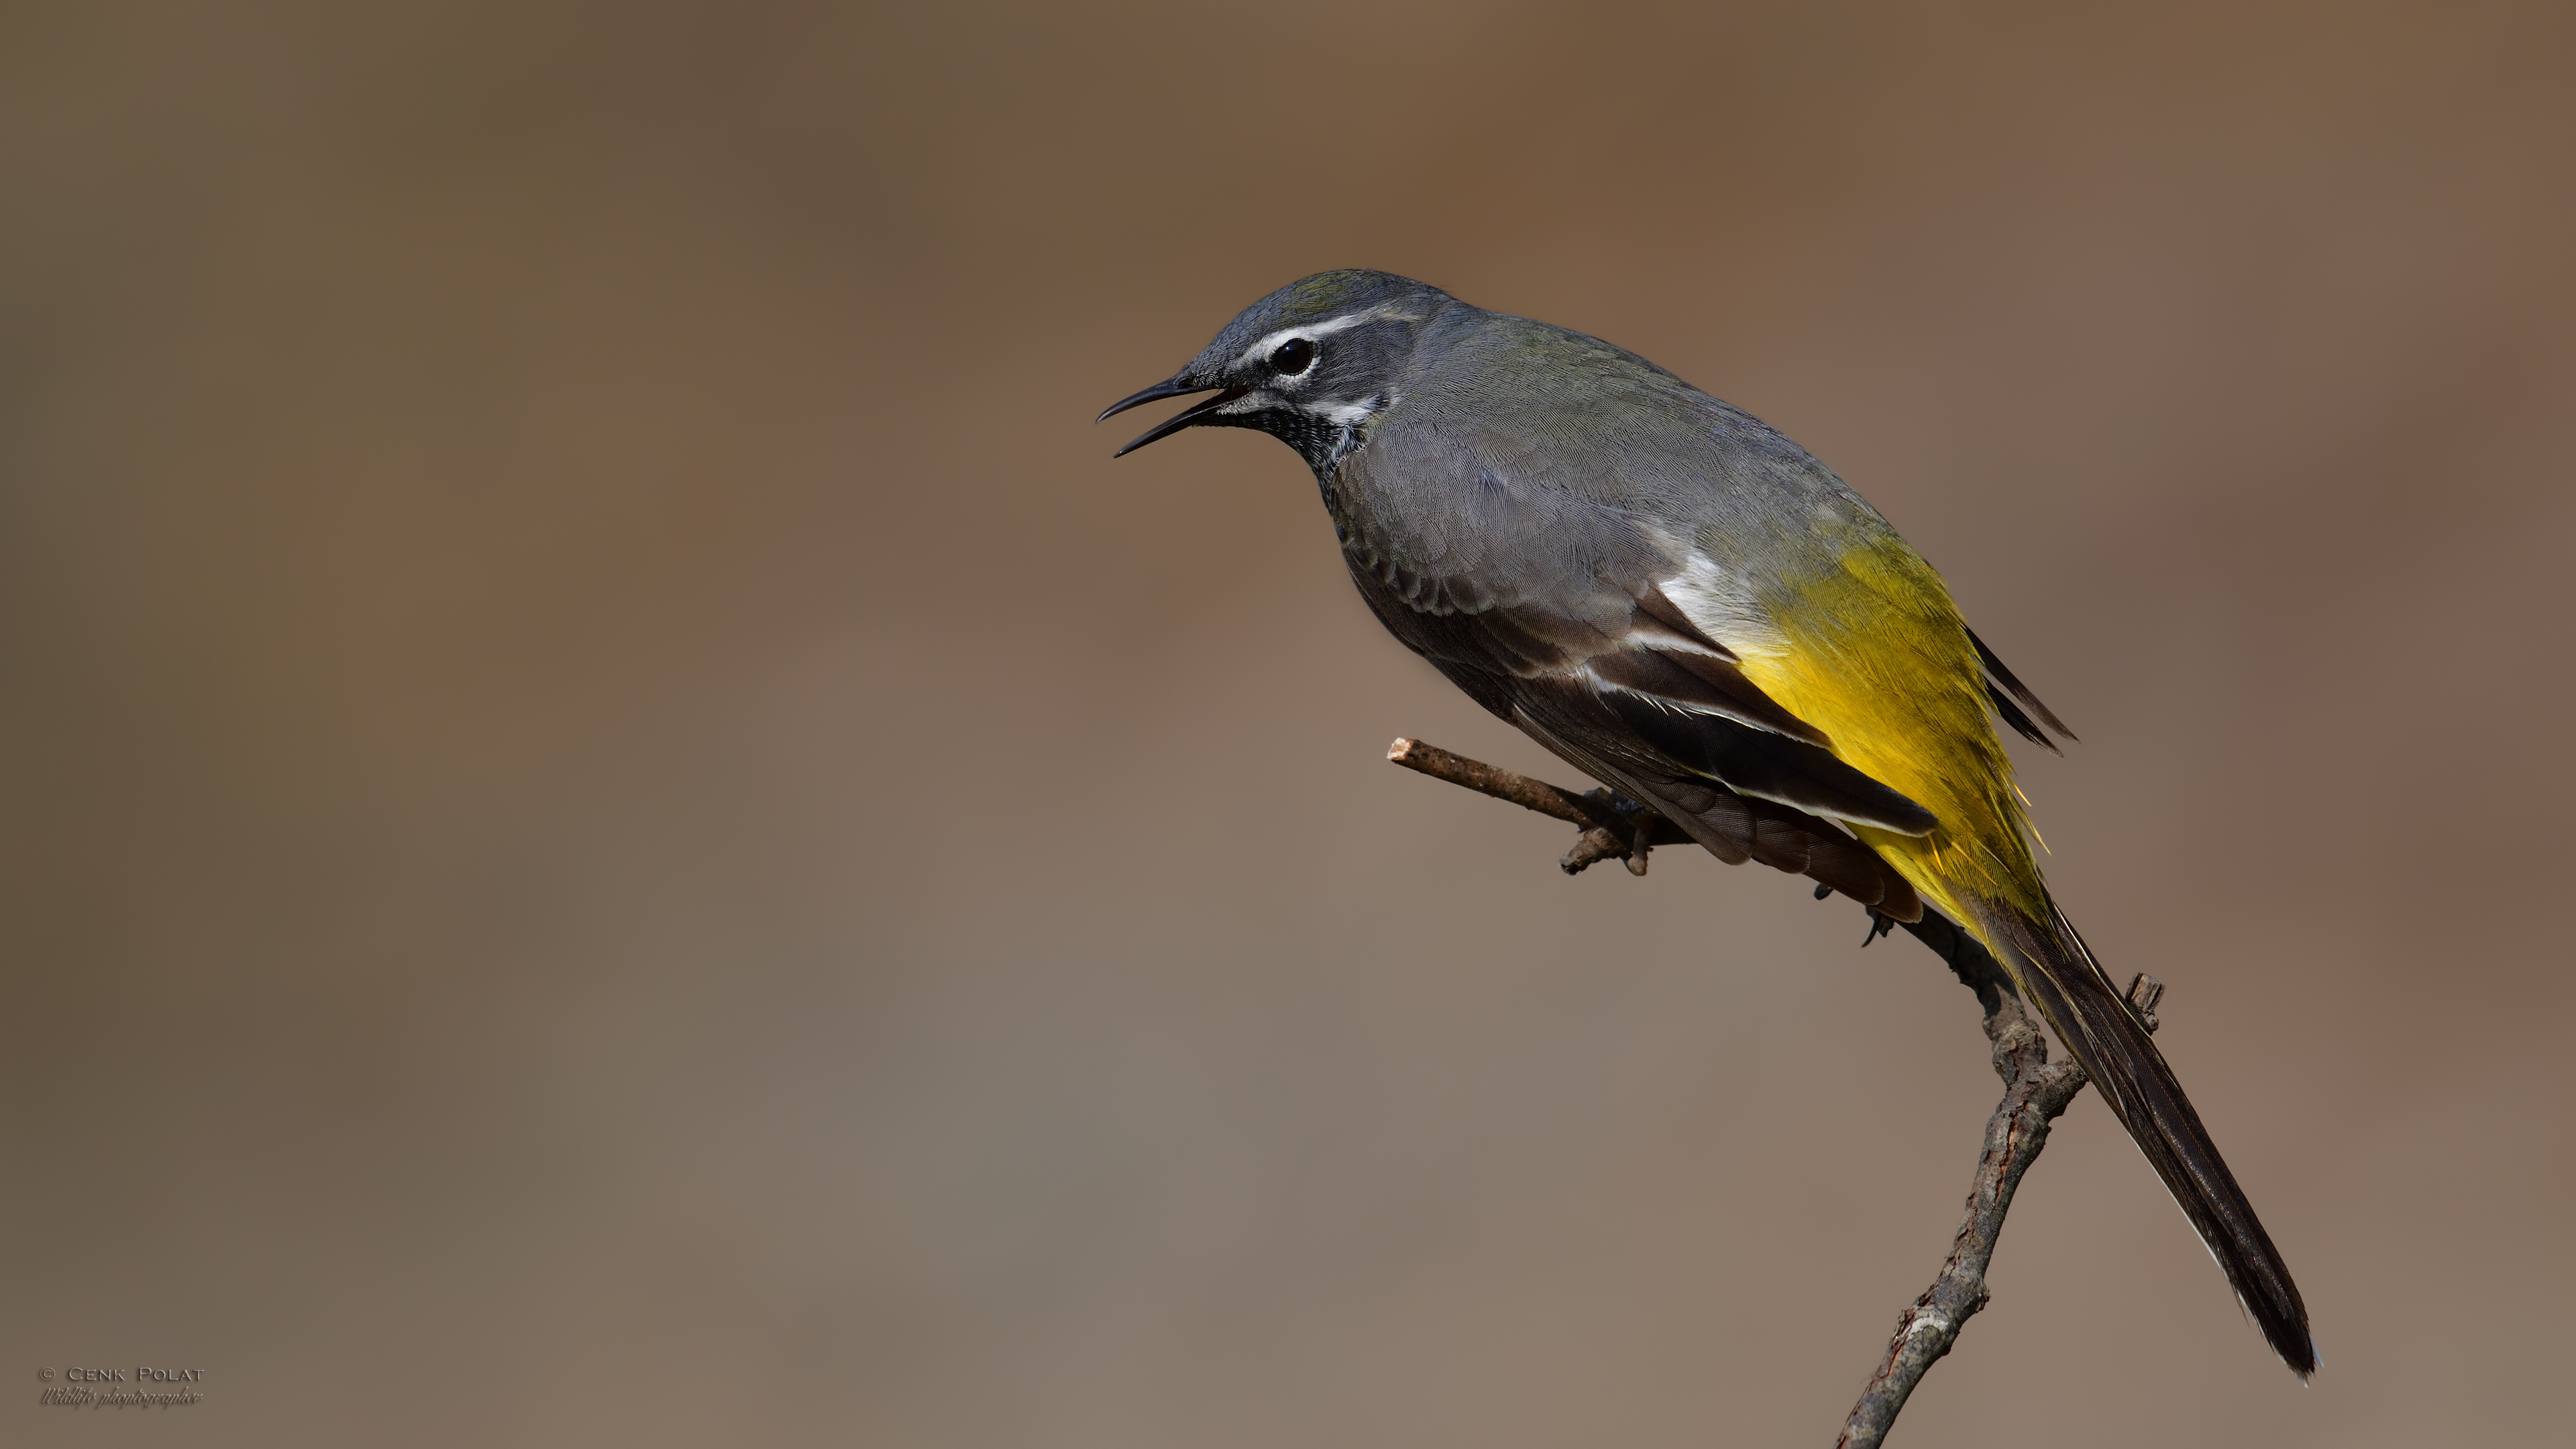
[1236,310,1383,368]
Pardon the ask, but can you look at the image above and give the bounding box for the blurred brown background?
[4,2,2571,1444]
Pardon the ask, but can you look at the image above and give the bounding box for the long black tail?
[1978,900,2316,1377]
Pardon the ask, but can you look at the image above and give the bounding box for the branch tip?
[2126,972,2165,1032]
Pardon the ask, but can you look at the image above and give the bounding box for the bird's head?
[1099,270,1455,473]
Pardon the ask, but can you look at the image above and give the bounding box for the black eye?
[1270,337,1317,376]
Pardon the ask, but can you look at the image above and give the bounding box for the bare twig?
[1389,737,1686,875]
[1384,738,2161,1449]
[1831,967,2159,1449]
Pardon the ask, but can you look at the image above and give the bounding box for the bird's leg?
[1558,787,1661,875]
[1558,826,1631,875]
[1813,885,1907,949]
[1593,789,1664,877]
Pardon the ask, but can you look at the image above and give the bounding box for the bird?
[1100,268,2314,1377]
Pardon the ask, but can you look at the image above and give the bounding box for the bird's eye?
[1271,337,1317,376]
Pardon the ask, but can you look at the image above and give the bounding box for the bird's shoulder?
[1340,313,1897,620]
[1375,314,1867,526]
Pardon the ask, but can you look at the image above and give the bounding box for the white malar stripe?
[1323,394,1382,427]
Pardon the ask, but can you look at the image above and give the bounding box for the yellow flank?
[1731,535,2048,926]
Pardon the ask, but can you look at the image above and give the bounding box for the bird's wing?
[1666,507,2051,922]
[1339,413,1937,806]
[1345,354,2059,922]
[1509,669,1929,922]
[1342,558,1930,918]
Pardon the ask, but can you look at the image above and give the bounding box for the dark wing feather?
[1985,678,2059,753]
[1595,684,1937,835]
[1968,627,2076,745]
[1586,647,1832,747]
[1341,556,1934,910]
[1505,676,1925,920]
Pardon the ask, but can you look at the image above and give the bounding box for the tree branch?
[1831,961,2159,1449]
[1385,738,2162,1449]
[1387,737,1688,877]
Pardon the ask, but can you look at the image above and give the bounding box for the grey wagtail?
[1102,270,2314,1377]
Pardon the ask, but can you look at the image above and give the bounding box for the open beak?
[1097,377,1248,458]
